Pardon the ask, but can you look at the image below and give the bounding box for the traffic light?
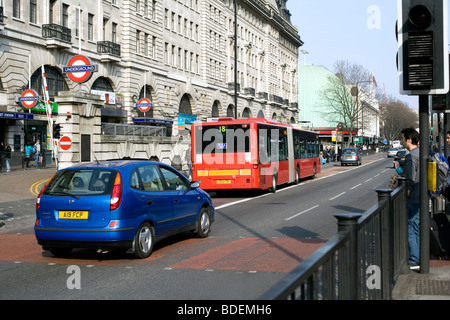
[432,93,449,111]
[53,124,62,139]
[397,0,449,95]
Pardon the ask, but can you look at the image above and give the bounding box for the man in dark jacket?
[401,128,420,268]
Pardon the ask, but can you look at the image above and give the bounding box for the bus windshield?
[194,124,250,154]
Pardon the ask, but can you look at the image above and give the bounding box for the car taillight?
[36,176,53,210]
[110,172,122,210]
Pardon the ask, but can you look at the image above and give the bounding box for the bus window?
[195,125,250,154]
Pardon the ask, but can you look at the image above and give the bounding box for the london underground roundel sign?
[63,55,97,83]
[136,98,152,113]
[18,89,40,109]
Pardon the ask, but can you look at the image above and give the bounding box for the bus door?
[287,127,295,183]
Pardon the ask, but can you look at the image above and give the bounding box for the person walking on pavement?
[401,127,420,269]
[25,143,33,168]
[4,143,11,172]
[34,139,41,168]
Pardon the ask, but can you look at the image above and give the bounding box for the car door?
[158,165,199,231]
[130,165,174,236]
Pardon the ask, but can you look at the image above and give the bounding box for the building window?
[30,0,37,23]
[88,14,94,41]
[136,30,141,54]
[112,23,117,43]
[62,4,69,28]
[30,66,69,99]
[13,0,20,19]
[151,36,156,58]
[103,19,107,41]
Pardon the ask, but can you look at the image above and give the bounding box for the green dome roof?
[298,64,346,128]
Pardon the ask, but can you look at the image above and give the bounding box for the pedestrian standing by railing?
[401,127,420,269]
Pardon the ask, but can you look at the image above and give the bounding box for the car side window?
[159,166,189,191]
[130,170,142,190]
[137,165,164,192]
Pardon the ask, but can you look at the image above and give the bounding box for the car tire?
[196,208,211,238]
[133,222,154,259]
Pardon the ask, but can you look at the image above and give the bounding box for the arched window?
[30,66,68,98]
[242,107,251,119]
[211,101,220,117]
[92,77,114,92]
[179,94,192,115]
[226,104,234,117]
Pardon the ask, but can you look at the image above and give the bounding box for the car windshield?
[43,169,117,196]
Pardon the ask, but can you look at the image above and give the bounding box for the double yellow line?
[30,179,50,197]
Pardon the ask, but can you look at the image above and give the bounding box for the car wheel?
[196,208,211,238]
[133,222,154,259]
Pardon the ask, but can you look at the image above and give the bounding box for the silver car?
[340,148,362,166]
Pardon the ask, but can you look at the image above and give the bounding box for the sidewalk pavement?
[1,152,450,299]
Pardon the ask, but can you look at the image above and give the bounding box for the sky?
[288,0,419,109]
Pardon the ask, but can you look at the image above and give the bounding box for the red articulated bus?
[191,118,321,192]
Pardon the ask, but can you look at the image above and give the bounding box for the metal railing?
[259,178,409,300]
[97,41,121,57]
[102,123,166,137]
[42,24,72,42]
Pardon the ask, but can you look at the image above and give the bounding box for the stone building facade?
[0,0,302,168]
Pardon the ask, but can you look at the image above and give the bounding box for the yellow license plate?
[346,156,352,159]
[217,180,231,184]
[58,211,89,219]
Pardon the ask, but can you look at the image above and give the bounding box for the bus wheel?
[295,167,300,184]
[270,173,277,193]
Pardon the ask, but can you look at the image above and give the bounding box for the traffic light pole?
[419,94,430,274]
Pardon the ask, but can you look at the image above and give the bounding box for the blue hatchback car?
[35,160,214,258]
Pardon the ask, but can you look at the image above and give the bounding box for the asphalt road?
[0,154,394,300]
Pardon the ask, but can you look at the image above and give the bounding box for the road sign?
[18,89,40,109]
[136,98,152,112]
[63,55,97,83]
[59,136,72,151]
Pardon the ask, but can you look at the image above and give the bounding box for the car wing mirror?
[189,181,200,189]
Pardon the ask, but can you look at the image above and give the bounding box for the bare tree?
[379,96,418,142]
[320,60,372,146]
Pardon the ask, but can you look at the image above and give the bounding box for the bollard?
[335,213,362,300]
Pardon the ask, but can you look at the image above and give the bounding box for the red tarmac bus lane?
[0,233,327,273]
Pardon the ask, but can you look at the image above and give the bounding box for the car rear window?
[43,169,117,196]
[343,149,357,155]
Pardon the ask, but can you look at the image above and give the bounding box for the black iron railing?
[42,24,71,42]
[260,178,409,300]
[97,41,121,57]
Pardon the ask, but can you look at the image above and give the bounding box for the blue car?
[35,160,214,259]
